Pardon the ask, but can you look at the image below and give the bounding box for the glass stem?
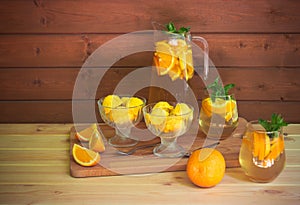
[115,127,130,139]
[160,136,177,147]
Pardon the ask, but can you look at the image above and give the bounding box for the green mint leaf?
[206,77,235,101]
[258,119,269,131]
[165,22,190,36]
[258,113,288,134]
[224,84,235,95]
[271,113,277,124]
[166,22,176,33]
[178,27,190,34]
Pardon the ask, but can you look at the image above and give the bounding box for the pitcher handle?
[191,36,209,80]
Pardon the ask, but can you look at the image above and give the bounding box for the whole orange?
[186,148,226,188]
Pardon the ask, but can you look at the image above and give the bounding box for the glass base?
[247,176,275,183]
[108,135,138,148]
[200,120,238,140]
[153,143,185,158]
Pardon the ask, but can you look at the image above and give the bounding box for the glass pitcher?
[148,22,209,104]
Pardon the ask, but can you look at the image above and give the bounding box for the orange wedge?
[253,131,271,161]
[252,131,260,158]
[154,39,194,82]
[154,41,176,75]
[266,136,284,161]
[102,95,122,108]
[264,135,271,157]
[168,62,181,81]
[126,97,145,121]
[89,129,105,152]
[182,49,194,80]
[163,117,184,133]
[75,123,98,142]
[202,97,236,122]
[72,143,100,167]
[153,101,174,111]
[178,46,194,81]
[154,52,176,75]
[202,98,226,117]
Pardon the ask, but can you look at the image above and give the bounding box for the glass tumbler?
[239,121,286,182]
[199,94,239,140]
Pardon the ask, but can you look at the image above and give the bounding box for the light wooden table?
[0,124,299,204]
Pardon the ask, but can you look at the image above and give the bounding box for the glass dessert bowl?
[98,95,146,147]
[143,101,194,158]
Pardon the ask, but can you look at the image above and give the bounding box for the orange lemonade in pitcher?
[149,22,209,103]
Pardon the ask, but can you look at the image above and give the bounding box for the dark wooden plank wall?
[0,0,299,123]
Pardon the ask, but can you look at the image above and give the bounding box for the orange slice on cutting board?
[89,129,105,152]
[75,123,97,142]
[72,143,100,167]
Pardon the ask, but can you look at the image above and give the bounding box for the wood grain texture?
[0,135,69,149]
[0,100,299,123]
[0,0,299,123]
[0,67,299,101]
[0,167,299,205]
[0,123,73,135]
[0,123,299,204]
[0,182,299,204]
[0,34,299,67]
[0,0,299,33]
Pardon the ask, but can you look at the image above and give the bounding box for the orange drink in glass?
[199,94,238,140]
[239,120,286,182]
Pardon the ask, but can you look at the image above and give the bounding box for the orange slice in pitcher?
[72,143,100,167]
[168,63,182,81]
[154,41,175,75]
[174,39,194,81]
[181,49,194,81]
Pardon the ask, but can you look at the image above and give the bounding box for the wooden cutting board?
[70,118,247,177]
